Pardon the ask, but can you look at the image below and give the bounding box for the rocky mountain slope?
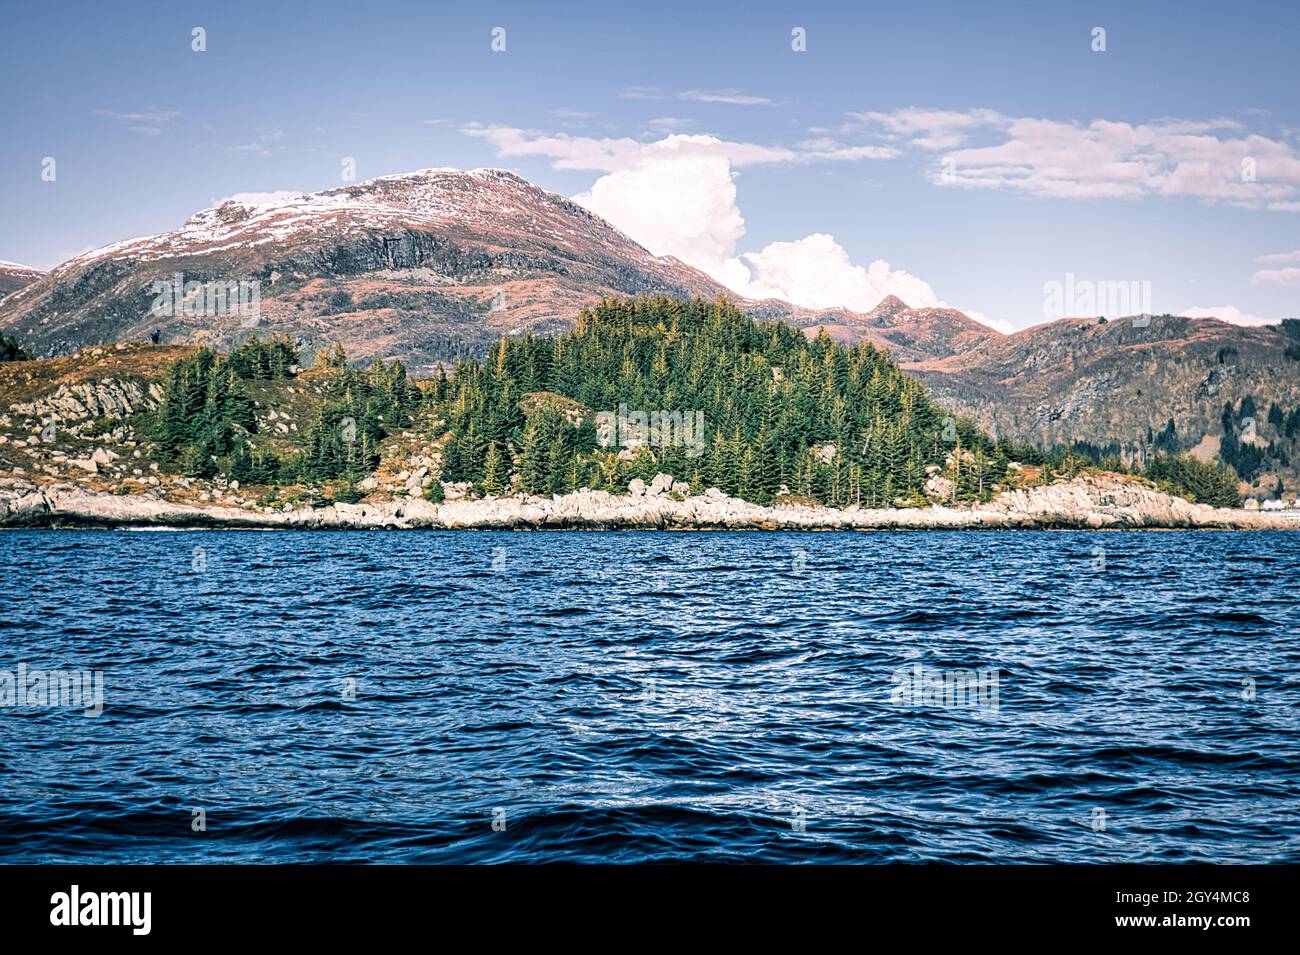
[905,313,1300,493]
[803,295,1000,362]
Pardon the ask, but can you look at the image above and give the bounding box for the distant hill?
[0,261,43,299]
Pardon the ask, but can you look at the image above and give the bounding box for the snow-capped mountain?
[0,165,1007,373]
[0,168,738,372]
[0,261,43,300]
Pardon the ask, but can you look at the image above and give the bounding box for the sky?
[2,0,1299,331]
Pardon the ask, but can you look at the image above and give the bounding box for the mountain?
[803,296,1000,361]
[0,261,43,299]
[906,313,1300,494]
[2,165,1296,492]
[0,168,735,373]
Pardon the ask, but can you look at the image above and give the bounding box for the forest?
[430,296,1005,506]
[143,298,1249,509]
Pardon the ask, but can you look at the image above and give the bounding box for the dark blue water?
[1,529,1297,863]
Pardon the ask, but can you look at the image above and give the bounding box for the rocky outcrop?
[8,378,161,426]
[2,473,1296,531]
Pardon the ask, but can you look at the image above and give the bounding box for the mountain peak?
[867,295,913,324]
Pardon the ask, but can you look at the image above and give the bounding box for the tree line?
[431,296,1005,506]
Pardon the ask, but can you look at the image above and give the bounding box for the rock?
[648,473,674,495]
[925,475,955,500]
[671,481,692,496]
[0,471,1294,532]
[9,378,155,425]
[71,458,98,474]
[628,478,647,496]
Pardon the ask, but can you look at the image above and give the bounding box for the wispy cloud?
[95,107,181,137]
[618,86,666,100]
[227,143,280,158]
[1255,249,1300,264]
[463,124,898,172]
[680,89,775,106]
[461,125,799,171]
[647,117,693,133]
[853,106,1300,209]
[1249,266,1300,286]
[1180,305,1276,326]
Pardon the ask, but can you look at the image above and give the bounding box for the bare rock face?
[9,378,159,430]
[1,473,1296,531]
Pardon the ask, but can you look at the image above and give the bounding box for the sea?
[1,528,1296,863]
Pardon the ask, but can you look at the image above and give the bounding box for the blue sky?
[2,0,1298,329]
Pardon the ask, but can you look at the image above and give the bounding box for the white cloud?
[470,126,967,318]
[95,107,180,137]
[462,126,797,172]
[95,108,181,124]
[647,117,692,132]
[847,108,1006,150]
[1255,249,1300,264]
[961,309,1015,335]
[718,234,939,312]
[680,89,775,106]
[1249,266,1300,286]
[854,107,1300,208]
[1179,305,1277,326]
[618,86,665,100]
[574,144,746,272]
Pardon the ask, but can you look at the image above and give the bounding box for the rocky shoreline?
[2,473,1297,531]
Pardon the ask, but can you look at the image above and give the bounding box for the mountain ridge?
[2,165,1296,494]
